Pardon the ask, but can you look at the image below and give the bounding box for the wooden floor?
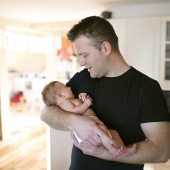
[0,122,47,170]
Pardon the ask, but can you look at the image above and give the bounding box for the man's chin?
[90,75,98,79]
[89,71,100,78]
[90,74,103,79]
[89,73,96,78]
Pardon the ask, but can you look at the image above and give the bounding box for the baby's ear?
[57,93,65,98]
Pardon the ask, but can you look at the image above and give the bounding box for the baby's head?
[42,81,74,106]
[42,81,59,106]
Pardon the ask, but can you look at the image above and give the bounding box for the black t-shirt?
[67,67,170,170]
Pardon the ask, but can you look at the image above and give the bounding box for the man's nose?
[79,57,86,66]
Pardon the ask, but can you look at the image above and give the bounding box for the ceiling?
[0,0,170,23]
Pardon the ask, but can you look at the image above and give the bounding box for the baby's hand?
[84,95,93,107]
[79,93,87,102]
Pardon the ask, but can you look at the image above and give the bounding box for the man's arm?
[73,121,170,164]
[41,105,114,145]
[41,105,73,131]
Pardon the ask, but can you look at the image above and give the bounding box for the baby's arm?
[60,96,92,115]
[68,93,93,114]
[72,97,92,114]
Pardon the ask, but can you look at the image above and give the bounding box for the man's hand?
[72,131,122,158]
[73,128,138,158]
[71,115,113,146]
[73,131,108,157]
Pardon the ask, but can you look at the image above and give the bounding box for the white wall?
[0,47,11,139]
[107,2,170,18]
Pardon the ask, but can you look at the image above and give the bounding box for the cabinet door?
[160,17,170,90]
[108,19,128,60]
[127,17,161,81]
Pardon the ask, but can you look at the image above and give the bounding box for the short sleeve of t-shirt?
[139,79,170,123]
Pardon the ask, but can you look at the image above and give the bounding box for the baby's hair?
[42,81,59,106]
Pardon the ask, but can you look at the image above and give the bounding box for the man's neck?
[105,53,130,77]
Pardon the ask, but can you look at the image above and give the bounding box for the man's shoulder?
[131,67,158,85]
[131,67,162,96]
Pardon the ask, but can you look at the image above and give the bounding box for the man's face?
[73,36,107,78]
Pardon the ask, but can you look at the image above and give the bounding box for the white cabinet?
[109,17,161,81]
[108,19,128,60]
[160,17,170,90]
[127,17,161,81]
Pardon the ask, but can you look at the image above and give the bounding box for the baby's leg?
[99,127,137,157]
[98,126,122,156]
[108,129,138,157]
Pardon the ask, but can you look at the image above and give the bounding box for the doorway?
[0,70,47,169]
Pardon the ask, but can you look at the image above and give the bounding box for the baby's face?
[55,82,75,99]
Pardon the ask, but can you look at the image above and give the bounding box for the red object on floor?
[11,92,23,103]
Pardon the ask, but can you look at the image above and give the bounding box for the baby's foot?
[121,144,138,157]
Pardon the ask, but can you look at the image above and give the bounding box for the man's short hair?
[67,16,119,52]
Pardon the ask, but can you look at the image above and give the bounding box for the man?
[41,16,170,170]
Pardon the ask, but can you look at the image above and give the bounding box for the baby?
[41,81,137,157]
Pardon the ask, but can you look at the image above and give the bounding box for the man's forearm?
[40,105,75,131]
[92,139,169,164]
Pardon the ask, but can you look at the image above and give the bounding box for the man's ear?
[101,41,111,56]
[57,93,65,98]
